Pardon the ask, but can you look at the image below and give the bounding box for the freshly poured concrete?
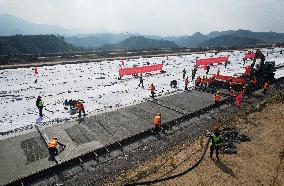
[0,90,215,185]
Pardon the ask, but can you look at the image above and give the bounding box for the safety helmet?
[217,90,220,94]
[52,136,58,140]
[157,113,161,116]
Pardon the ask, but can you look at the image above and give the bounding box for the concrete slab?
[123,101,183,125]
[156,90,215,113]
[0,91,214,185]
[0,131,52,186]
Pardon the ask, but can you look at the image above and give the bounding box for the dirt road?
[108,95,284,186]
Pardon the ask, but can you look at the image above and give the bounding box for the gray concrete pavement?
[0,90,215,185]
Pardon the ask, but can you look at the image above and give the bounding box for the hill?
[0,14,70,36]
[199,35,263,47]
[102,36,178,50]
[0,35,74,55]
[167,32,207,48]
[65,33,133,48]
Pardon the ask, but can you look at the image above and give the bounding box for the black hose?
[125,137,211,186]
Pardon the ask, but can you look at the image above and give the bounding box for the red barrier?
[196,56,228,66]
[244,53,255,59]
[213,74,246,84]
[119,64,163,76]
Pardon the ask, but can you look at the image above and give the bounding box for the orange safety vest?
[48,139,58,148]
[229,90,235,97]
[263,82,269,90]
[77,102,84,110]
[214,93,221,102]
[154,115,161,126]
[197,77,201,83]
[252,78,257,85]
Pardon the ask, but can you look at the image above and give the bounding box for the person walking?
[150,83,155,98]
[185,76,189,91]
[138,74,144,88]
[36,96,44,117]
[182,69,186,79]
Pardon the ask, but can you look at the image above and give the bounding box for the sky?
[0,0,284,36]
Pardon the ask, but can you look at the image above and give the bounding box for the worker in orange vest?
[263,81,269,94]
[228,79,235,90]
[196,76,201,87]
[76,100,86,118]
[251,76,257,90]
[150,83,155,98]
[185,76,189,91]
[229,88,235,101]
[48,137,65,161]
[214,90,222,106]
[154,113,161,132]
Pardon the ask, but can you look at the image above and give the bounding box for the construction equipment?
[212,50,275,91]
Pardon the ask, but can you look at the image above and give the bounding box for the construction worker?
[138,74,144,88]
[36,96,44,117]
[76,100,86,118]
[217,68,220,75]
[263,81,269,94]
[214,90,222,106]
[154,113,161,133]
[208,77,216,89]
[48,137,66,161]
[150,83,155,98]
[192,67,197,80]
[200,76,207,91]
[242,84,248,96]
[229,88,236,101]
[235,92,243,107]
[251,76,257,90]
[210,125,221,159]
[206,65,210,75]
[228,79,235,90]
[185,76,189,91]
[195,76,201,88]
[182,69,186,79]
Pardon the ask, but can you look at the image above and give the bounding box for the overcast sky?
[0,0,283,36]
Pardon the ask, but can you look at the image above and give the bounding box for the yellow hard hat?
[157,113,161,116]
[52,136,58,140]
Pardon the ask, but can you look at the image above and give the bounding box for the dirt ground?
[107,96,284,186]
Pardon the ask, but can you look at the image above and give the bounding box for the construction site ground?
[108,89,284,185]
[1,82,284,185]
